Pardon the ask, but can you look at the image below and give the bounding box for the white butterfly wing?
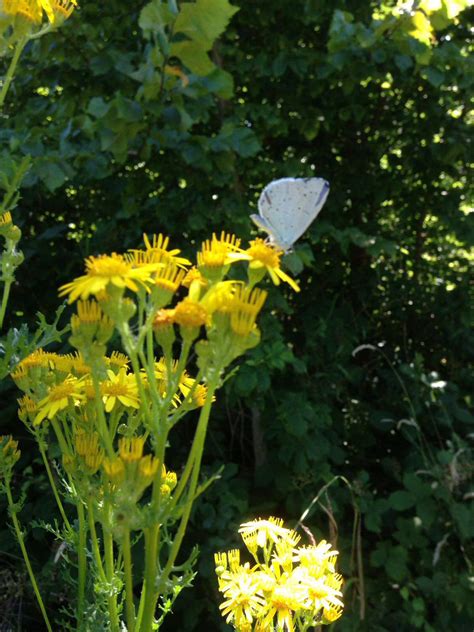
[252,177,329,250]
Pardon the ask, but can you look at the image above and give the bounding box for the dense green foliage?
[1,0,473,630]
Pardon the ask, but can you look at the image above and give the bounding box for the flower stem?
[0,36,28,110]
[87,500,106,582]
[103,510,120,632]
[154,376,219,607]
[0,278,12,330]
[38,440,71,531]
[76,501,87,630]
[140,524,159,632]
[5,479,53,632]
[122,528,136,632]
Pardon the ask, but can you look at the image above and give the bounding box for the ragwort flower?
[100,368,139,412]
[229,238,300,292]
[58,253,160,302]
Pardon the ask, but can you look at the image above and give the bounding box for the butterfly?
[250,177,330,251]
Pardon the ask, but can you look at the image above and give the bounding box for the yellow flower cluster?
[2,0,76,24]
[58,232,298,304]
[215,517,343,631]
[12,346,207,425]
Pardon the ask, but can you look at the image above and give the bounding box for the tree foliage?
[0,0,472,630]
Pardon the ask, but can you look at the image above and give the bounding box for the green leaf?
[422,67,445,87]
[170,40,215,75]
[389,490,416,511]
[87,97,110,119]
[35,161,68,192]
[173,0,239,48]
[170,0,239,76]
[139,0,174,35]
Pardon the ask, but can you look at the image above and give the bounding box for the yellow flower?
[34,376,85,425]
[0,211,12,226]
[143,233,191,268]
[154,263,186,295]
[58,253,159,302]
[0,435,21,466]
[229,238,300,292]
[197,232,242,269]
[137,454,159,488]
[218,565,266,627]
[100,368,139,412]
[17,395,37,422]
[300,573,344,614]
[103,457,125,484]
[296,541,338,576]
[70,299,114,342]
[182,266,207,289]
[118,436,145,462]
[106,351,130,371]
[152,308,175,331]
[3,0,76,23]
[75,430,100,456]
[173,298,209,329]
[230,286,267,337]
[12,348,57,377]
[239,517,297,551]
[259,574,306,632]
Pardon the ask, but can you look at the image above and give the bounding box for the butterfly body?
[251,177,329,251]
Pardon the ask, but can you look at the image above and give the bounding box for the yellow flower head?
[75,429,100,456]
[229,238,300,292]
[153,308,175,331]
[106,351,130,371]
[137,454,160,488]
[0,435,21,468]
[0,211,12,227]
[230,286,267,337]
[143,233,191,268]
[100,368,139,412]
[34,376,85,425]
[182,266,207,289]
[59,253,159,302]
[71,300,114,341]
[197,232,241,270]
[3,0,76,23]
[218,565,266,627]
[11,349,57,384]
[173,298,209,329]
[17,395,37,422]
[154,263,186,295]
[103,457,125,484]
[118,436,145,463]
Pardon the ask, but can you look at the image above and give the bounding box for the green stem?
[76,501,87,630]
[0,36,27,110]
[5,479,53,632]
[103,513,120,632]
[0,279,12,330]
[91,372,115,458]
[38,441,71,531]
[87,500,106,582]
[135,583,146,631]
[122,528,136,632]
[155,376,220,602]
[140,524,159,632]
